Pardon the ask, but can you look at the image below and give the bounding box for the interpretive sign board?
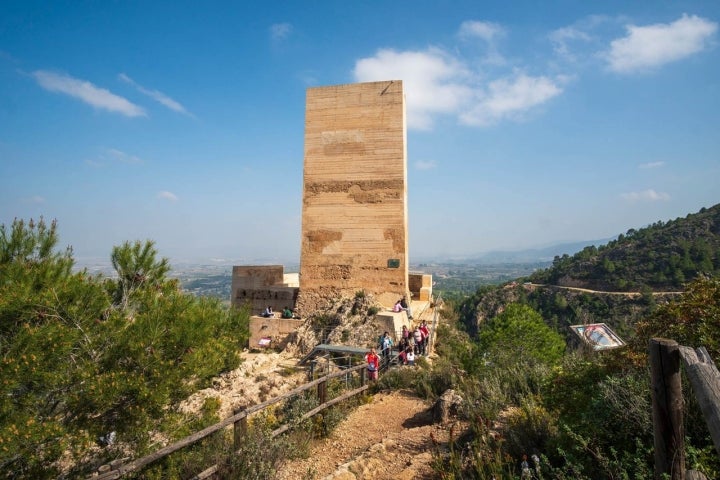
[570,323,625,351]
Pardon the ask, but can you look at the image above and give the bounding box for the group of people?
[404,321,429,357]
[261,305,296,319]
[520,453,542,479]
[365,319,431,380]
[392,297,413,319]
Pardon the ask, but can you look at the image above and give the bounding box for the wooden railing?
[88,363,369,479]
[649,338,720,480]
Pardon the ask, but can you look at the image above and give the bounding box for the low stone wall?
[231,265,299,316]
[375,311,410,340]
[249,316,304,350]
[409,273,433,302]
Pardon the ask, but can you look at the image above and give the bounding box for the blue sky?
[1,1,719,266]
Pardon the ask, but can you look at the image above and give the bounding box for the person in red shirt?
[419,320,430,355]
[365,347,380,381]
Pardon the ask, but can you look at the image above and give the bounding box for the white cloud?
[270,22,293,41]
[458,20,506,65]
[620,189,670,201]
[85,148,144,167]
[118,73,191,115]
[549,26,592,60]
[414,160,437,170]
[460,73,563,126]
[23,195,45,204]
[548,15,609,62]
[639,161,665,169]
[106,148,143,164]
[32,70,146,117]
[353,22,568,130]
[354,48,473,130]
[458,20,504,42]
[606,14,718,73]
[157,191,179,202]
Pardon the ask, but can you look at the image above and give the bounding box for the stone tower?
[297,80,408,312]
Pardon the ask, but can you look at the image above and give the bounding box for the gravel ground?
[275,389,460,480]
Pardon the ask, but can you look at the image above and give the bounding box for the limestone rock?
[432,389,463,424]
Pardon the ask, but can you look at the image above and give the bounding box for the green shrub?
[0,219,251,478]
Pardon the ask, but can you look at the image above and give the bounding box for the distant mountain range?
[414,239,612,265]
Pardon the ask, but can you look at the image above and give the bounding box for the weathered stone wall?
[298,81,408,312]
[409,273,433,302]
[231,265,299,315]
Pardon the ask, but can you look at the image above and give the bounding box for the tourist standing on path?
[406,349,415,366]
[364,348,380,381]
[380,331,393,364]
[413,327,423,355]
[401,324,410,341]
[397,336,410,365]
[520,454,532,479]
[400,296,413,319]
[419,320,430,355]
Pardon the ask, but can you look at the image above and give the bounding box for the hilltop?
[528,203,720,292]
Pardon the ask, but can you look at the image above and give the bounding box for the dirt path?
[525,283,683,296]
[275,389,455,480]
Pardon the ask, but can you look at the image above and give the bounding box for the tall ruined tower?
[297,80,408,312]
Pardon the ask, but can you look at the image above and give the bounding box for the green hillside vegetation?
[427,276,720,479]
[430,204,720,478]
[530,204,720,292]
[0,219,250,478]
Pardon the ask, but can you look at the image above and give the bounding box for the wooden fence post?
[679,345,720,458]
[233,407,247,451]
[318,380,327,405]
[650,338,685,480]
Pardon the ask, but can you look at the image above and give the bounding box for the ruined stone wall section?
[231,265,299,315]
[299,81,408,311]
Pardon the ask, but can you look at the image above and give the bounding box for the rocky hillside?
[458,204,720,338]
[286,291,393,357]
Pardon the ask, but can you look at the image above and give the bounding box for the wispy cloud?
[639,161,665,169]
[606,14,718,73]
[157,191,179,202]
[458,20,504,42]
[458,20,507,65]
[23,195,45,205]
[548,15,609,63]
[460,73,563,126]
[270,22,293,41]
[32,70,146,117]
[106,148,143,164]
[620,189,671,201]
[118,73,191,115]
[415,160,437,170]
[297,70,319,86]
[86,148,145,167]
[549,26,592,61]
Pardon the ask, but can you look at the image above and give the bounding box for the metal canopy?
[298,344,370,365]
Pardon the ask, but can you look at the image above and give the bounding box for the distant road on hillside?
[522,283,684,296]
